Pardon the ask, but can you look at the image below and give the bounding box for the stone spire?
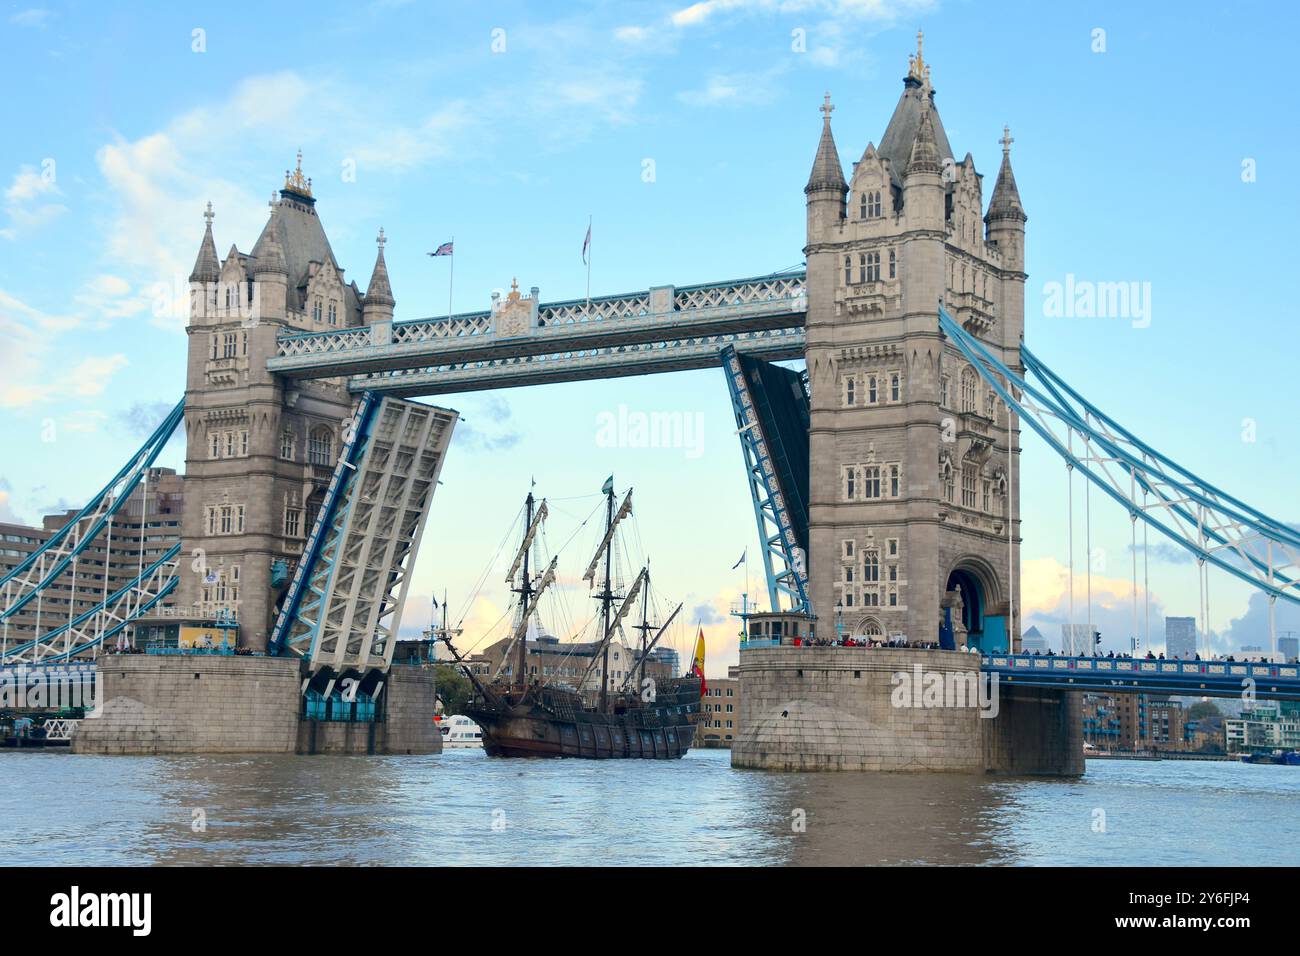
[189,202,221,282]
[905,102,942,177]
[805,92,847,195]
[986,126,1027,223]
[250,195,288,276]
[364,227,395,307]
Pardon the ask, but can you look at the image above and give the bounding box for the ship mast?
[597,485,615,714]
[513,491,536,690]
[633,560,653,678]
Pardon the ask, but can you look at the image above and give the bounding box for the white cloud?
[677,64,789,107]
[10,8,51,28]
[1,164,67,239]
[0,287,129,409]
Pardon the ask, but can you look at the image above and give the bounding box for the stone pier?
[731,646,1081,774]
[73,655,441,756]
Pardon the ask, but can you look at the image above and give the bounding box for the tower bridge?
[3,35,1295,767]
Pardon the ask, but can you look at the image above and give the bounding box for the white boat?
[439,715,484,749]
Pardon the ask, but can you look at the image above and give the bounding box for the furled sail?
[582,490,633,587]
[504,499,549,586]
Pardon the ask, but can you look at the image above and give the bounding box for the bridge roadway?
[740,645,1300,701]
[266,271,808,394]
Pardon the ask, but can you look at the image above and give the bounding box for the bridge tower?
[804,34,1027,652]
[179,155,394,652]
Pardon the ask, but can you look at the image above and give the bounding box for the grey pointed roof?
[250,204,287,276]
[249,189,362,317]
[365,238,395,308]
[805,111,847,195]
[878,77,954,187]
[189,210,220,282]
[986,148,1026,222]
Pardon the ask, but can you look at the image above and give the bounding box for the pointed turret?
[189,202,220,282]
[805,93,847,196]
[805,93,847,242]
[986,126,1026,224]
[363,228,395,324]
[905,104,942,177]
[251,198,288,276]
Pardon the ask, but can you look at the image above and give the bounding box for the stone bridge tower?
[804,34,1027,652]
[179,155,396,651]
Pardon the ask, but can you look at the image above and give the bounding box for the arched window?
[888,248,896,279]
[863,551,879,582]
[960,367,977,413]
[858,253,867,284]
[308,426,333,466]
[868,375,878,404]
[845,375,856,406]
[312,298,323,322]
[870,190,882,217]
[866,252,881,282]
[328,303,337,325]
[860,192,868,219]
[844,255,852,285]
[890,372,901,402]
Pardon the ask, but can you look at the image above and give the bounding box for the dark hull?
[466,678,702,760]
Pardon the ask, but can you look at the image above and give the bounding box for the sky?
[2,0,1299,673]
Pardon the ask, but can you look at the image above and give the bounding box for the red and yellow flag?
[691,626,707,694]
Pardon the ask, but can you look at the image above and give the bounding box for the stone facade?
[179,159,397,652]
[72,655,441,755]
[803,37,1027,653]
[732,646,1081,774]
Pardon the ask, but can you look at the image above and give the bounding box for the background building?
[1060,622,1095,656]
[1279,634,1299,663]
[1020,625,1047,654]
[1164,616,1197,659]
[0,467,183,656]
[1225,701,1300,753]
[696,665,741,748]
[1080,692,1194,752]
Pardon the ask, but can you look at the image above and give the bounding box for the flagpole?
[585,214,592,306]
[448,235,455,318]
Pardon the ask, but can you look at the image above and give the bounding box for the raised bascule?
[4,36,1298,767]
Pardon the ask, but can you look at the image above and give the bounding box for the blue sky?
[2,0,1298,670]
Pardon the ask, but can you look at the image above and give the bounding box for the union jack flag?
[428,241,453,257]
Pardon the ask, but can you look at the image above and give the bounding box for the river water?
[2,749,1296,866]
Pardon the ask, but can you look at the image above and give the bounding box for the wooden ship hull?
[466,677,702,760]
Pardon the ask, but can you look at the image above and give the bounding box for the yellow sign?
[179,625,234,650]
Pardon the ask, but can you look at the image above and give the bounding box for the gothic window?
[866,252,881,282]
[889,464,900,497]
[868,190,882,218]
[940,375,950,407]
[223,333,237,358]
[219,505,233,535]
[280,430,295,461]
[236,505,245,534]
[312,298,323,322]
[328,303,337,325]
[942,463,954,503]
[842,539,855,560]
[864,552,879,582]
[859,193,868,220]
[868,375,878,404]
[960,367,977,413]
[225,286,234,308]
[241,332,248,356]
[845,567,854,584]
[210,335,218,360]
[887,538,898,558]
[888,248,896,279]
[888,564,898,582]
[961,465,977,509]
[888,589,898,607]
[982,479,991,513]
[206,507,217,535]
[224,432,235,457]
[284,508,302,538]
[844,256,852,285]
[308,426,333,466]
[845,375,856,406]
[209,433,220,459]
[858,254,866,284]
[890,372,901,402]
[240,430,248,456]
[862,466,882,499]
[843,465,856,500]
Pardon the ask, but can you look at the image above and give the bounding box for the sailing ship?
[439,479,704,759]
